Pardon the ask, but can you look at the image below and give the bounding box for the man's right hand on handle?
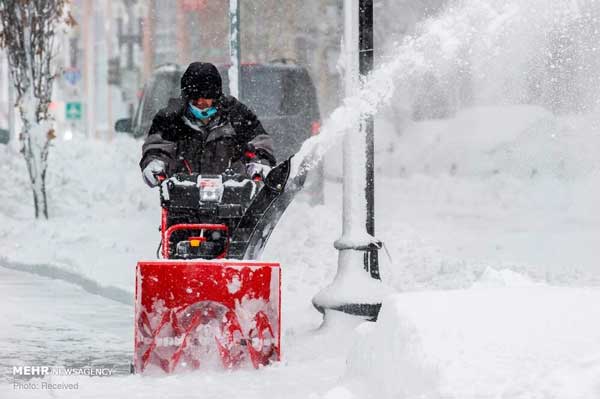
[142,159,166,187]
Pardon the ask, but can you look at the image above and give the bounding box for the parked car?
[115,63,184,138]
[220,62,321,162]
[0,128,9,145]
[116,61,324,202]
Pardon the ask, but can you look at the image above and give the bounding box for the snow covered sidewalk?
[3,274,599,399]
[342,278,600,399]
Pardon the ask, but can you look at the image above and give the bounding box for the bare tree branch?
[0,0,69,219]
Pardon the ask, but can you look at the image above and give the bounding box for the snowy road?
[0,266,133,381]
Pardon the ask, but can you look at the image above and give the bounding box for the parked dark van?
[220,62,321,161]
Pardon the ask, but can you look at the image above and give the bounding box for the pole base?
[312,248,388,322]
[313,301,381,322]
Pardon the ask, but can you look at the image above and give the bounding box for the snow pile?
[342,303,440,399]
[341,273,600,398]
[356,105,600,289]
[0,135,157,294]
[471,267,542,288]
[378,106,600,180]
[326,105,600,185]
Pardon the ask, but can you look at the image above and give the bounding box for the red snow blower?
[134,160,304,373]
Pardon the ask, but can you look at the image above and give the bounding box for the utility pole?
[7,65,15,144]
[117,0,140,71]
[106,0,113,140]
[360,0,379,280]
[141,1,154,82]
[83,0,95,138]
[228,0,241,99]
[176,0,187,66]
[117,0,142,118]
[312,0,385,322]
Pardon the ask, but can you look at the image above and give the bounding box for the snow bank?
[325,105,600,289]
[0,135,157,295]
[342,273,600,399]
[326,105,600,182]
[343,300,440,399]
[382,106,600,180]
[471,267,542,288]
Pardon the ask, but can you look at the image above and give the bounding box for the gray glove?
[246,162,272,180]
[142,159,166,187]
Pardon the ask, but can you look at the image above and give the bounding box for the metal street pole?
[106,0,113,141]
[8,66,15,144]
[125,0,135,70]
[83,0,95,138]
[141,1,154,82]
[359,0,379,280]
[312,0,386,322]
[228,0,241,99]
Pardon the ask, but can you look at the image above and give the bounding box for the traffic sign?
[65,102,82,120]
[63,68,81,86]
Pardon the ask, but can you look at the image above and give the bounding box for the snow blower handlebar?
[155,173,167,182]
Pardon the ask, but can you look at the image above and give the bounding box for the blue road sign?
[63,68,81,86]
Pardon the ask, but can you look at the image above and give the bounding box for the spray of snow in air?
[291,0,600,179]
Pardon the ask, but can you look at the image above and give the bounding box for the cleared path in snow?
[0,266,133,381]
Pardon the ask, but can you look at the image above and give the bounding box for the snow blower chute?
[134,159,303,373]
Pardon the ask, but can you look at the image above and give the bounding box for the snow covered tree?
[0,0,72,219]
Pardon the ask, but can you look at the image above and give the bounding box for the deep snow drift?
[344,281,600,399]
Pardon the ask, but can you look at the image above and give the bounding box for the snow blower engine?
[134,161,301,374]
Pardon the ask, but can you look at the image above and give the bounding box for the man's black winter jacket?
[140,96,275,176]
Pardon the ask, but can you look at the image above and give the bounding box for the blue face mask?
[189,103,218,120]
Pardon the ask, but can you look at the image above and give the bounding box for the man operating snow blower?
[133,62,290,373]
[140,61,276,187]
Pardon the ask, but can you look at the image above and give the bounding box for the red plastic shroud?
[137,261,278,310]
[134,261,281,373]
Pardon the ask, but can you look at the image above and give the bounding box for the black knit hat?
[180,62,223,100]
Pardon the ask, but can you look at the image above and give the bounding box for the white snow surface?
[2,0,600,395]
[1,102,600,397]
[0,135,158,294]
[343,286,600,399]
